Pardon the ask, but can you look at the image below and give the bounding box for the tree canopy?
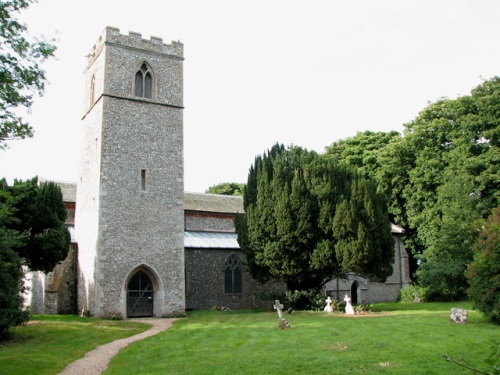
[206,182,245,196]
[0,0,56,149]
[237,144,394,291]
[324,76,500,300]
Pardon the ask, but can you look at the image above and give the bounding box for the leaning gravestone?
[450,308,468,324]
[274,300,291,329]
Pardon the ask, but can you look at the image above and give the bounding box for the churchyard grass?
[0,315,148,375]
[0,303,497,374]
[106,301,499,375]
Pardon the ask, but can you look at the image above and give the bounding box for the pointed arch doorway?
[127,270,154,317]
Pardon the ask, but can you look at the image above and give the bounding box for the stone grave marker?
[274,299,291,329]
[450,308,468,324]
[324,296,333,313]
[344,295,355,315]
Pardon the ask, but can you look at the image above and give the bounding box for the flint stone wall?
[185,248,285,310]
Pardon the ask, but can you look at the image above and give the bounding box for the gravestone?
[450,308,468,324]
[274,300,291,329]
[324,296,333,313]
[413,292,421,303]
[344,295,355,315]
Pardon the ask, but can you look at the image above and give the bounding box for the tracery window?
[224,254,242,294]
[134,62,153,99]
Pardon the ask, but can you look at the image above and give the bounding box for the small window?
[140,169,147,191]
[224,254,242,294]
[134,63,153,99]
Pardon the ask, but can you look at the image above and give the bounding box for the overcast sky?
[1,0,499,192]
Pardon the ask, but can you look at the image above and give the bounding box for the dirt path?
[58,318,178,375]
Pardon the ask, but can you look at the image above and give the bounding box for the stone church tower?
[75,27,185,318]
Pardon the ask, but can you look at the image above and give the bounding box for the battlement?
[86,26,183,64]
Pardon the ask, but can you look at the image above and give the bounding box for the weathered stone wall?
[185,213,236,232]
[185,248,285,310]
[23,244,77,314]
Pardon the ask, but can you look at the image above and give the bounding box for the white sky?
[1,0,500,193]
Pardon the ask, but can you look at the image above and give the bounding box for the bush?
[285,289,324,311]
[399,285,429,303]
[467,208,500,325]
[355,303,372,314]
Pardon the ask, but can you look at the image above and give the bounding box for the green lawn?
[0,315,149,375]
[0,303,498,375]
[106,302,498,375]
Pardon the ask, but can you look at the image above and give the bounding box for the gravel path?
[58,318,178,375]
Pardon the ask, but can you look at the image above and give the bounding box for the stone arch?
[132,61,156,100]
[124,265,161,318]
[351,280,361,305]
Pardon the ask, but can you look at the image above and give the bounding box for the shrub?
[285,289,324,311]
[355,303,372,314]
[399,285,429,303]
[467,208,500,325]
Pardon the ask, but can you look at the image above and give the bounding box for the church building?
[24,28,411,318]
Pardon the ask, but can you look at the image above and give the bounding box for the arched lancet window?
[134,62,153,99]
[224,254,242,294]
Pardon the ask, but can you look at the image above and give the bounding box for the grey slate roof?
[184,231,239,249]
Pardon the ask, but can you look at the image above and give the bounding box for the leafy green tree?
[0,0,57,149]
[467,207,500,324]
[325,130,400,178]
[415,170,478,300]
[401,79,500,298]
[237,144,394,291]
[1,177,70,273]
[206,182,245,196]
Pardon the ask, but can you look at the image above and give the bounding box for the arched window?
[134,62,153,99]
[224,254,242,294]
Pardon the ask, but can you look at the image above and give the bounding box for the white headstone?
[344,295,355,315]
[324,296,333,313]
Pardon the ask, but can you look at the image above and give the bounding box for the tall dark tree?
[0,0,57,149]
[0,188,28,338]
[237,144,394,291]
[1,177,70,273]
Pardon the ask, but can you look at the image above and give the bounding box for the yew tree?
[236,144,394,291]
[1,177,70,273]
